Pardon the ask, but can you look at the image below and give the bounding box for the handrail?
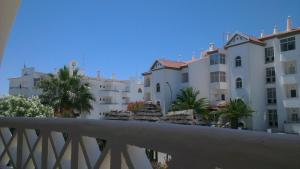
[0,117,300,169]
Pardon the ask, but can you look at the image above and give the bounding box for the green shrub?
[0,95,54,117]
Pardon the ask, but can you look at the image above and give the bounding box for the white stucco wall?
[188,58,210,100]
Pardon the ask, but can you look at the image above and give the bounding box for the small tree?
[0,95,53,117]
[219,98,254,129]
[172,87,208,119]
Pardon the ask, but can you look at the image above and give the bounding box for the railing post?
[71,132,79,169]
[41,129,49,169]
[110,142,123,169]
[16,128,23,169]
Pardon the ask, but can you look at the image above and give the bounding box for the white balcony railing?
[283,98,300,108]
[279,51,299,62]
[210,82,228,90]
[281,74,297,84]
[0,117,300,169]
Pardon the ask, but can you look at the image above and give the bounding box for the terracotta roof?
[248,36,264,45]
[158,59,187,69]
[259,27,300,41]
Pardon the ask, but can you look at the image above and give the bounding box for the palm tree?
[38,66,95,117]
[172,87,208,119]
[219,98,254,129]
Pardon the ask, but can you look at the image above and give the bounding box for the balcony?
[281,75,297,84]
[0,117,299,169]
[280,51,299,62]
[210,82,228,90]
[284,123,300,134]
[283,98,300,108]
[209,64,227,72]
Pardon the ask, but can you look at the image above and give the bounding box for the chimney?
[260,30,264,38]
[112,73,116,80]
[226,33,231,41]
[191,52,197,61]
[208,43,216,51]
[273,25,279,34]
[287,16,292,31]
[96,71,100,79]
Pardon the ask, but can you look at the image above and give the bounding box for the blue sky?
[1,0,300,95]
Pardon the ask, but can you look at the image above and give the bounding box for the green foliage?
[38,66,95,117]
[219,98,254,128]
[172,87,208,115]
[0,95,54,117]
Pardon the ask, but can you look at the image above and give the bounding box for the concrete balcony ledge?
[283,98,300,108]
[209,64,227,72]
[280,52,300,62]
[281,74,297,84]
[210,82,228,90]
[0,117,300,169]
[284,123,300,134]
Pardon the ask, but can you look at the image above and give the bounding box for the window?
[210,72,218,83]
[210,71,226,83]
[267,88,277,104]
[287,108,300,122]
[210,54,225,65]
[268,109,278,127]
[220,54,226,64]
[265,47,274,63]
[286,85,298,98]
[144,78,150,87]
[220,72,226,82]
[210,54,218,65]
[156,101,161,106]
[221,94,225,101]
[266,67,276,83]
[138,88,142,93]
[290,89,297,98]
[33,78,40,87]
[292,113,299,122]
[235,56,241,67]
[156,83,160,92]
[280,37,295,52]
[236,77,242,89]
[182,72,189,83]
[287,63,296,74]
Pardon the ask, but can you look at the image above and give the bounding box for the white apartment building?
[143,17,300,133]
[8,61,144,119]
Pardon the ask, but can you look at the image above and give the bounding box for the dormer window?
[235,56,242,67]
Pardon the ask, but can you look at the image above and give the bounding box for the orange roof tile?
[259,28,300,41]
[158,59,188,69]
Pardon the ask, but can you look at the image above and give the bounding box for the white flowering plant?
[0,95,54,117]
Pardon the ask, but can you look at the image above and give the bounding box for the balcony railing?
[0,117,300,169]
